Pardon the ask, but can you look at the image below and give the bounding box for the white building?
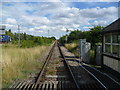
[101,18,120,73]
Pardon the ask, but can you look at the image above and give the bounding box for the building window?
[118,35,120,43]
[104,33,120,57]
[105,34,111,43]
[112,45,119,56]
[105,44,111,53]
[112,34,120,43]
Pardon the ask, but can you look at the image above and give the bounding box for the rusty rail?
[10,41,111,89]
[34,41,80,89]
[34,41,56,88]
[57,43,80,90]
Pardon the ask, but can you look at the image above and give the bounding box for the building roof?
[101,18,120,34]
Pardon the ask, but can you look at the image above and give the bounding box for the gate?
[79,39,91,63]
[95,45,102,65]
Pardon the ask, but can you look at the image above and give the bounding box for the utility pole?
[65,35,68,43]
[65,28,69,43]
[18,25,20,47]
[48,30,49,38]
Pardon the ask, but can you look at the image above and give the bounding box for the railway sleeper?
[9,77,107,89]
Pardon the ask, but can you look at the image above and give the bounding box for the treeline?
[59,26,104,48]
[5,29,56,48]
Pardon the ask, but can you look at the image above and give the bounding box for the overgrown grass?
[65,43,79,57]
[65,43,96,64]
[90,50,95,64]
[1,44,48,88]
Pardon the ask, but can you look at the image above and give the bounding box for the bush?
[5,30,56,48]
[20,40,35,48]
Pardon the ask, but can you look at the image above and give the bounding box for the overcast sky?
[1,0,119,39]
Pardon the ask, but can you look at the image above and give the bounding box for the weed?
[1,45,48,88]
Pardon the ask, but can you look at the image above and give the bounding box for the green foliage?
[59,26,104,48]
[5,30,55,48]
[88,26,103,48]
[20,40,34,48]
[68,30,84,42]
[49,36,56,40]
[59,35,66,45]
[5,29,14,40]
[90,50,95,64]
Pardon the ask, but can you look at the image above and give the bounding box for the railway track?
[82,65,120,89]
[9,41,120,90]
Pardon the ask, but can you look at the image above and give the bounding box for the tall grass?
[65,43,79,57]
[90,50,95,64]
[65,43,78,49]
[65,43,96,64]
[1,44,48,88]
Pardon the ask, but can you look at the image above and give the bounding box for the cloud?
[6,18,17,24]
[51,7,90,29]
[80,7,118,19]
[2,2,118,38]
[83,26,93,29]
[29,28,34,31]
[77,0,119,2]
[2,0,119,2]
[91,20,108,26]
[21,15,51,26]
[33,2,67,16]
[79,6,118,26]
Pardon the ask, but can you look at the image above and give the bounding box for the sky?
[0,0,119,39]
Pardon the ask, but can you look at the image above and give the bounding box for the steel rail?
[81,64,120,89]
[57,43,80,90]
[89,66,120,86]
[34,41,56,88]
[80,65,108,90]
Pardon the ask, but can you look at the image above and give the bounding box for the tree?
[50,36,56,40]
[6,29,14,40]
[23,32,27,40]
[59,26,104,48]
[89,26,103,48]
[59,35,67,44]
[67,30,83,43]
[8,29,11,33]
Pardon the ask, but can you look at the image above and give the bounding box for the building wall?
[103,56,120,73]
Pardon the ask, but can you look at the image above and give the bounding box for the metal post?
[48,30,49,38]
[66,28,69,43]
[18,25,20,47]
[65,35,68,43]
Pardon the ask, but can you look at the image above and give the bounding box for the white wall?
[103,56,120,73]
